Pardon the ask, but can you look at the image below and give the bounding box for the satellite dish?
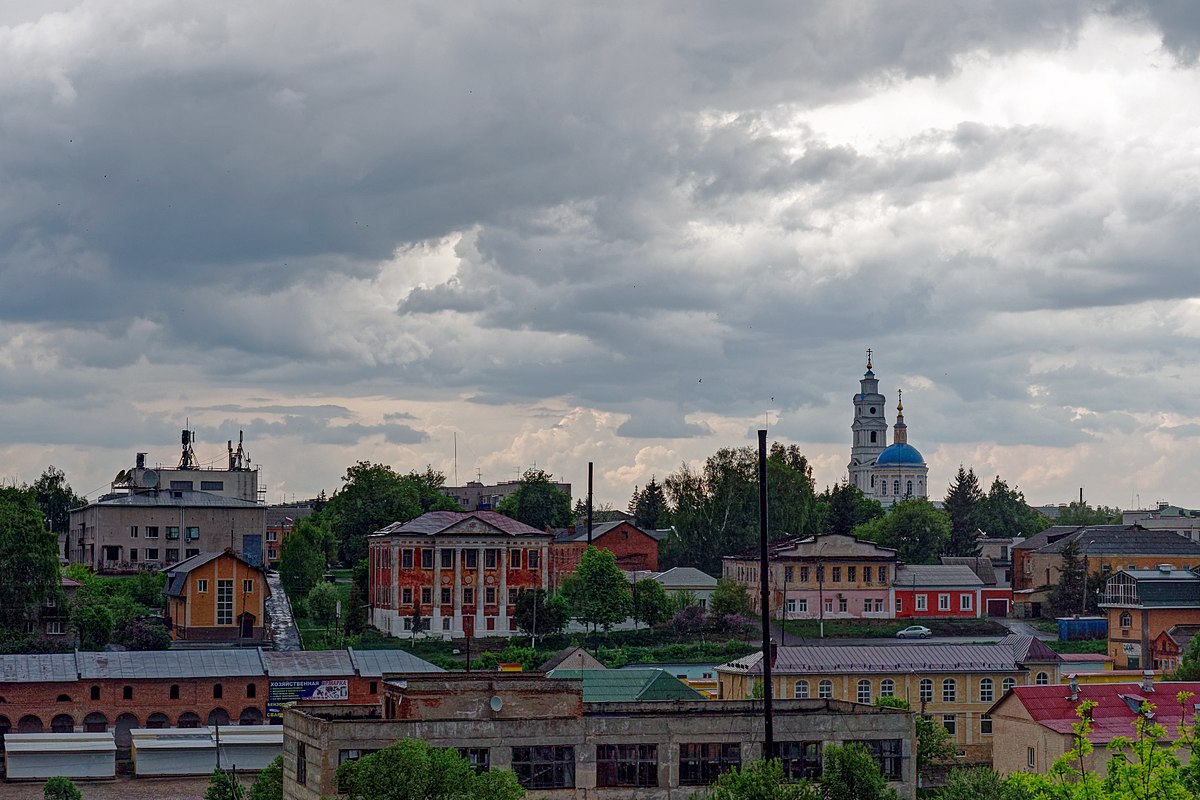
[114,470,128,484]
[139,469,159,488]
[489,696,503,712]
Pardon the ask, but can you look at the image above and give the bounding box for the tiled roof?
[348,648,445,676]
[896,564,983,588]
[548,668,703,702]
[995,682,1200,743]
[718,641,1057,676]
[372,511,550,538]
[87,490,262,508]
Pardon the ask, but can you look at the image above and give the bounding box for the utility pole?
[757,429,774,757]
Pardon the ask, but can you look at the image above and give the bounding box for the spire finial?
[866,348,873,370]
[897,388,903,412]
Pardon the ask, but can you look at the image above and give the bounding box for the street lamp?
[1081,540,1096,615]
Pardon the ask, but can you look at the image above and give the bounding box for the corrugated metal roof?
[653,567,718,588]
[548,669,703,702]
[372,511,550,538]
[348,648,445,676]
[1044,526,1200,556]
[262,650,354,677]
[76,649,266,679]
[997,682,1200,743]
[0,653,78,683]
[719,641,1058,676]
[896,564,983,587]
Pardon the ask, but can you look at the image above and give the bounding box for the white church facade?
[847,352,929,505]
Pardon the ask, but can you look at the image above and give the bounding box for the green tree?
[976,476,1049,539]
[943,466,983,557]
[1046,538,1096,617]
[513,589,570,642]
[709,577,752,617]
[307,581,340,627]
[127,618,172,650]
[278,519,327,598]
[628,476,671,529]
[496,469,572,531]
[1056,501,1122,526]
[42,776,83,800]
[696,758,820,799]
[248,756,283,800]
[336,738,524,800]
[876,696,955,781]
[204,767,245,800]
[0,487,62,639]
[852,497,950,565]
[1174,635,1200,680]
[70,598,114,650]
[819,743,898,800]
[31,466,85,537]
[345,558,369,635]
[126,569,166,608]
[631,578,670,629]
[939,768,1012,800]
[817,481,884,538]
[563,546,631,631]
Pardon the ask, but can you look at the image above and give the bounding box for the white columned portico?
[431,543,442,632]
[453,545,464,636]
[498,546,509,631]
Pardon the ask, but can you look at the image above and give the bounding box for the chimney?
[1141,670,1155,693]
[136,452,146,469]
[769,638,778,668]
[1068,675,1080,701]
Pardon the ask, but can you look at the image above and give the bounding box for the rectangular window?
[1028,746,1036,768]
[981,715,993,736]
[185,526,200,541]
[784,566,794,582]
[596,744,657,787]
[485,587,497,605]
[485,549,498,569]
[217,580,233,625]
[421,548,434,569]
[896,598,903,613]
[166,548,179,563]
[442,617,450,630]
[200,480,224,491]
[297,742,307,786]
[243,579,254,594]
[939,594,951,611]
[774,741,822,781]
[197,579,209,593]
[796,598,808,613]
[130,525,139,538]
[402,549,414,569]
[421,587,432,605]
[458,748,490,775]
[855,740,902,781]
[916,594,927,611]
[47,620,64,635]
[832,566,841,582]
[942,714,957,736]
[679,743,740,785]
[847,566,857,582]
[464,587,474,605]
[508,588,518,605]
[441,549,454,569]
[825,599,833,613]
[800,566,810,583]
[512,745,575,789]
[465,549,478,568]
[961,594,973,611]
[510,549,523,569]
[170,480,194,491]
[401,587,413,605]
[838,598,847,612]
[130,548,138,561]
[165,526,178,540]
[266,531,277,542]
[186,548,199,558]
[786,598,796,613]
[528,549,540,569]
[441,587,451,605]
[147,548,159,560]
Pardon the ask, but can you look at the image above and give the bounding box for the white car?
[896,625,932,639]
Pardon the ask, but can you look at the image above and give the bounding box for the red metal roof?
[1003,682,1200,742]
[372,510,550,538]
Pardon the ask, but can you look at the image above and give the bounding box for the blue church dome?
[875,442,925,466]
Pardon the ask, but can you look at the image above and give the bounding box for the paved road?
[770,617,1054,648]
[265,571,301,651]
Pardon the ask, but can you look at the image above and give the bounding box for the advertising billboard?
[267,679,349,721]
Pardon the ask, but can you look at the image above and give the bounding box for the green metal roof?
[548,668,704,702]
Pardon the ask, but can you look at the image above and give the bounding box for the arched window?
[207,708,230,727]
[1002,677,1016,694]
[246,683,257,699]
[51,714,74,733]
[881,481,887,495]
[146,713,169,729]
[942,678,957,702]
[83,712,108,732]
[979,678,994,703]
[1036,672,1049,686]
[870,475,875,488]
[1120,612,1132,628]
[794,681,809,699]
[170,684,180,700]
[17,715,43,733]
[893,480,900,495]
[919,679,933,703]
[906,480,913,496]
[56,694,71,703]
[238,707,264,726]
[857,680,872,704]
[880,679,895,697]
[122,686,133,700]
[818,680,833,699]
[178,712,201,729]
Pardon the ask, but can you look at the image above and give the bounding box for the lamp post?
[1081,540,1096,615]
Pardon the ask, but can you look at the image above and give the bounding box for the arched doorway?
[238,612,256,639]
[238,707,264,726]
[51,714,75,733]
[178,712,201,728]
[146,713,170,729]
[207,708,230,727]
[18,715,43,733]
[0,716,8,778]
[83,712,108,732]
[114,713,139,753]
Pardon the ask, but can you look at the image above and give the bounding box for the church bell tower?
[848,350,888,492]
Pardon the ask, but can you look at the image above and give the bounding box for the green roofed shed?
[548,668,704,702]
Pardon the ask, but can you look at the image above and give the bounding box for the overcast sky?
[3,1,1200,511]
